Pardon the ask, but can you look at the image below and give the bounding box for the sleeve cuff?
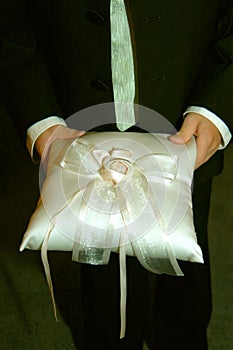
[26,116,67,162]
[184,106,232,149]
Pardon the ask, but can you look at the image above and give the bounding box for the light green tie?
[110,0,136,131]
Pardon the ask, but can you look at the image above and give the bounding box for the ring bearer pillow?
[19,131,203,338]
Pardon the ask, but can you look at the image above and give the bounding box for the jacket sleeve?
[0,2,62,142]
[186,4,233,135]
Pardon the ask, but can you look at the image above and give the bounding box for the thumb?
[169,120,196,145]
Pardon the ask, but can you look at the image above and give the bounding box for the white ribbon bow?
[41,138,183,338]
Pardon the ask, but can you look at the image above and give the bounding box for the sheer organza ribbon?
[41,138,183,338]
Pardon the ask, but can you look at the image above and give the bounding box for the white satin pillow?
[19,131,204,338]
[20,132,203,275]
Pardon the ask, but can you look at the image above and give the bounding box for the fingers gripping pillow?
[20,132,202,338]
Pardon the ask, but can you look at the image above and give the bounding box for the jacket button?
[85,10,105,26]
[143,14,163,24]
[148,76,166,86]
[91,79,111,91]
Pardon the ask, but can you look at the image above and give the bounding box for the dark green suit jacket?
[0,0,233,181]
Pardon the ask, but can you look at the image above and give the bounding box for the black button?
[148,76,166,86]
[143,14,163,24]
[85,10,105,26]
[91,79,110,91]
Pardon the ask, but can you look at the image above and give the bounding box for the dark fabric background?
[1,100,233,350]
